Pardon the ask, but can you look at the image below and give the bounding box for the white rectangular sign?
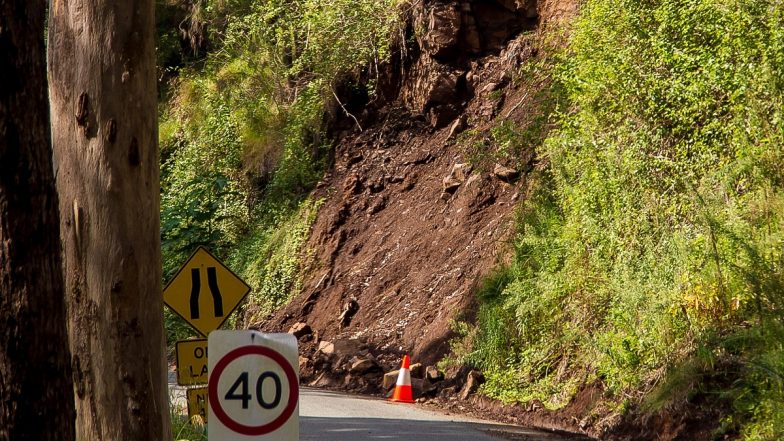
[208,331,299,440]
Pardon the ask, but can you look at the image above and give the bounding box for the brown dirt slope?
[254,0,576,364]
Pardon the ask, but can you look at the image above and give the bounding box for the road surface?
[170,374,580,441]
[299,388,575,441]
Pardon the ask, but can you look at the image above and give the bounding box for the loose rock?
[287,322,312,339]
[442,163,473,194]
[493,163,520,182]
[426,365,444,382]
[447,116,466,140]
[338,298,359,328]
[383,370,400,390]
[317,340,335,355]
[460,369,485,400]
[409,363,424,378]
[349,357,381,374]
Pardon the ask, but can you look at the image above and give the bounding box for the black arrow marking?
[207,267,224,317]
[189,268,201,319]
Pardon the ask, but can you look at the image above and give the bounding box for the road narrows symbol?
[189,267,225,319]
[208,267,224,316]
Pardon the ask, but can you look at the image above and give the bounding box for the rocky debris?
[349,357,381,374]
[412,377,438,397]
[481,82,501,94]
[246,0,598,434]
[333,338,364,355]
[288,322,312,340]
[460,370,485,400]
[493,163,520,182]
[299,356,310,370]
[309,372,341,388]
[317,340,335,355]
[426,365,445,382]
[420,3,462,60]
[367,197,387,215]
[409,362,424,379]
[383,370,399,390]
[338,297,359,328]
[447,116,467,140]
[257,0,557,390]
[442,163,473,194]
[343,174,363,195]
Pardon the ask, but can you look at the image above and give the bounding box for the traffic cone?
[390,354,415,403]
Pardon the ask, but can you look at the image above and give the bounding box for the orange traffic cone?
[390,354,415,403]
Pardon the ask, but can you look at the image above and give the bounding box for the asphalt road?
[299,388,573,441]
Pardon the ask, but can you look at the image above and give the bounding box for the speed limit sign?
[208,331,299,440]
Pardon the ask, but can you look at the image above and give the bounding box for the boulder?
[442,163,473,194]
[332,338,363,355]
[409,363,424,379]
[383,370,399,390]
[493,163,520,182]
[412,378,437,397]
[287,322,312,339]
[460,370,485,400]
[338,298,359,328]
[349,357,381,374]
[426,365,444,382]
[317,340,335,355]
[447,116,467,140]
[402,57,463,114]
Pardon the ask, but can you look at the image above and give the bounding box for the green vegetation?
[158,0,401,344]
[464,0,784,436]
[169,400,207,441]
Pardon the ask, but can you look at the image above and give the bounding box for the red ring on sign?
[209,345,299,435]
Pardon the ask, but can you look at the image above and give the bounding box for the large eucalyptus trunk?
[48,1,171,439]
[0,1,76,440]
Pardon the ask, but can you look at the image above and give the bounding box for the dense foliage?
[158,0,401,342]
[468,0,784,437]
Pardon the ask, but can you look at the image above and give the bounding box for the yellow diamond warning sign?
[176,339,208,386]
[164,247,251,337]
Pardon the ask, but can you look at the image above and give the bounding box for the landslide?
[254,0,576,370]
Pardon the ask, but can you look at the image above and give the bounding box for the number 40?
[225,371,282,409]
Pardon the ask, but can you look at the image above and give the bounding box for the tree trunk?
[48,1,171,440]
[0,1,76,440]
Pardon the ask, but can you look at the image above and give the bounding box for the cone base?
[390,385,414,404]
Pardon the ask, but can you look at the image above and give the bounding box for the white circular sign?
[208,332,299,441]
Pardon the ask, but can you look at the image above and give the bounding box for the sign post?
[208,331,299,440]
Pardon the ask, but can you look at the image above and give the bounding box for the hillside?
[159,0,784,439]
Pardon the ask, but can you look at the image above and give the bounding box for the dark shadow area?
[301,415,579,441]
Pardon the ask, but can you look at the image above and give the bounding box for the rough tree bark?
[48,1,171,440]
[0,1,76,440]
